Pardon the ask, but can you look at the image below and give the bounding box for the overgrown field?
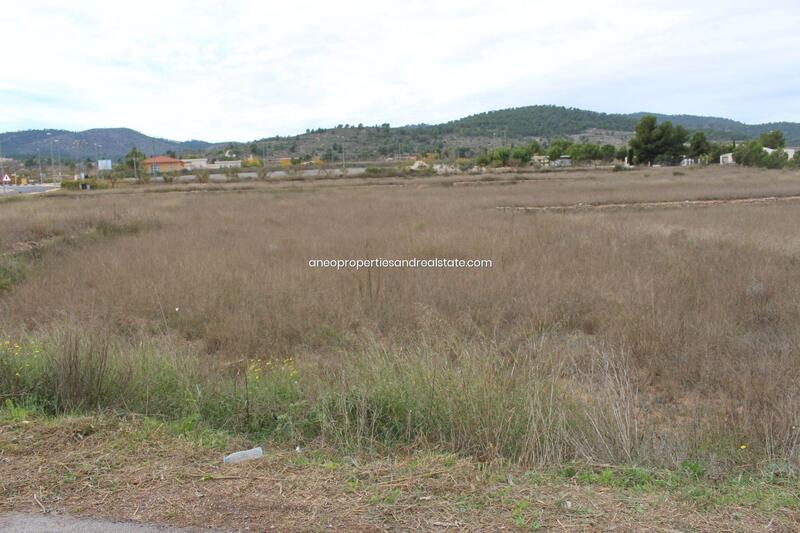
[2,166,800,528]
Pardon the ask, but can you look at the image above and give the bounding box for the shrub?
[59,179,111,191]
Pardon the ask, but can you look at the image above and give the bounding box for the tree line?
[469,115,798,169]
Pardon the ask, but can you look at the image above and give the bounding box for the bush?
[59,179,111,191]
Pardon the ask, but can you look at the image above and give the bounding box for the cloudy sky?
[2,0,799,142]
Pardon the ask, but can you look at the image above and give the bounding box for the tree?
[734,141,766,167]
[708,142,734,164]
[546,139,573,161]
[734,140,789,169]
[493,147,512,166]
[510,146,531,165]
[601,144,617,162]
[759,130,786,149]
[629,116,688,165]
[567,143,602,162]
[656,122,689,163]
[688,132,711,158]
[629,115,659,164]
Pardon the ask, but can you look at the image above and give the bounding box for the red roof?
[143,156,183,164]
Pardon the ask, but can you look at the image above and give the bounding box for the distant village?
[1,116,798,187]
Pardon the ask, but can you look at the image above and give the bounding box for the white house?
[215,160,242,169]
[551,155,572,167]
[763,146,797,159]
[181,158,242,170]
[181,158,210,171]
[720,153,735,165]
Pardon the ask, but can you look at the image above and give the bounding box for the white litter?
[223,447,263,464]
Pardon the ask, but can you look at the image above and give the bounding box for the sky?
[2,0,799,142]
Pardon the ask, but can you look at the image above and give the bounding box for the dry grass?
[2,165,800,469]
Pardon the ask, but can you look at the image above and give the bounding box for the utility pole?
[94,143,101,179]
[55,139,62,179]
[37,148,43,183]
[47,132,55,182]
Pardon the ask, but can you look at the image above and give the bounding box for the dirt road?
[497,193,800,212]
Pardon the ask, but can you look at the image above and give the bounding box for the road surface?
[0,513,217,532]
[0,184,58,195]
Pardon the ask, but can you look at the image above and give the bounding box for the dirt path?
[497,193,800,212]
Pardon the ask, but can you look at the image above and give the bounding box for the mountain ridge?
[2,106,798,161]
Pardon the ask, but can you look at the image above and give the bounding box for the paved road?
[0,184,57,195]
[0,513,216,532]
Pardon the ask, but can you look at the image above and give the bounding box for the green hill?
[440,105,637,138]
[3,106,798,162]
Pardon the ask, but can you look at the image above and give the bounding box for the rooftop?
[143,156,183,164]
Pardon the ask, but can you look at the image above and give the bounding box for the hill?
[2,106,799,162]
[0,128,210,160]
[438,106,800,143]
[240,106,800,161]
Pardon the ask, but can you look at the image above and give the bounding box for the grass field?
[2,165,800,530]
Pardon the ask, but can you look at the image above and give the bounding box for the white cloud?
[2,0,798,140]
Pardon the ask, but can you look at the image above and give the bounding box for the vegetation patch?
[1,407,797,531]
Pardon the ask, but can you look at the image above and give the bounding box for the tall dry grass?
[2,166,800,467]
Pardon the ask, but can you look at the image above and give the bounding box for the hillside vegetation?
[4,105,800,162]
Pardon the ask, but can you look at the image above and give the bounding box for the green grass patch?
[0,257,27,292]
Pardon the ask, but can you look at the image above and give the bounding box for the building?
[180,158,242,170]
[143,156,184,174]
[720,152,735,165]
[758,146,797,159]
[181,158,210,171]
[680,157,698,167]
[552,155,572,167]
